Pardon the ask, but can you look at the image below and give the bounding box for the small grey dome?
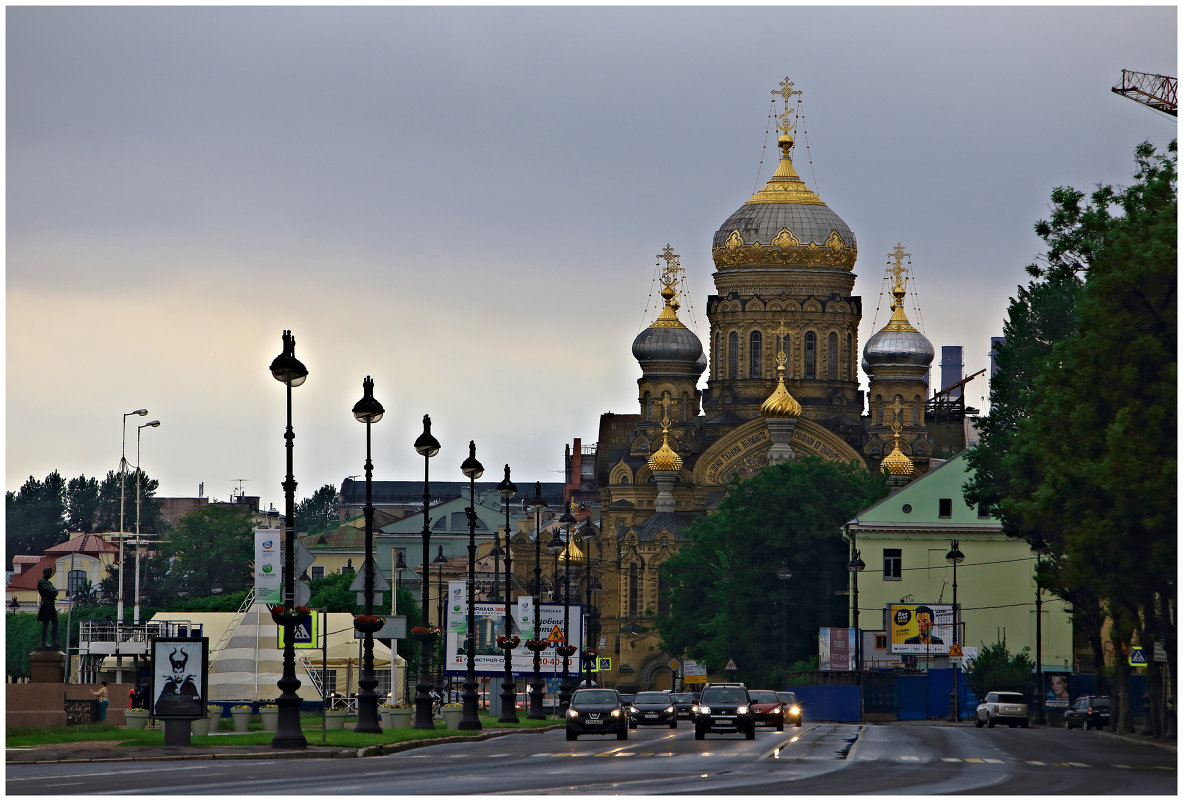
[862,328,934,371]
[632,325,704,370]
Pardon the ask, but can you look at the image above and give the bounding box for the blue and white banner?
[254,528,282,605]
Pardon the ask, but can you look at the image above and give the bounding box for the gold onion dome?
[881,435,915,477]
[648,431,684,473]
[761,360,802,419]
[712,78,856,271]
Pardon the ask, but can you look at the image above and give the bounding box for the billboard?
[819,627,855,670]
[150,637,208,719]
[888,603,956,655]
[254,528,282,605]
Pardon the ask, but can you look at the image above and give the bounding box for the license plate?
[646,713,657,718]
[585,719,602,725]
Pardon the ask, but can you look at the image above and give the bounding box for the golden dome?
[648,430,683,473]
[761,353,802,418]
[881,433,915,477]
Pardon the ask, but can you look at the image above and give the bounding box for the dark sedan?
[628,690,677,728]
[1064,695,1110,730]
[566,688,629,741]
[670,692,698,720]
[776,691,803,727]
[748,689,785,731]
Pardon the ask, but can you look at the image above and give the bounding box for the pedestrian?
[92,680,109,721]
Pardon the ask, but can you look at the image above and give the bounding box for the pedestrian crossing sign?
[547,624,565,643]
[724,658,738,671]
[1129,646,1147,667]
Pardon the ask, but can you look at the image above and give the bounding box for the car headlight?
[566,708,580,719]
[737,705,750,715]
[610,708,621,717]
[665,706,675,714]
[790,705,800,715]
[630,706,639,714]
[698,705,711,715]
[691,705,700,713]
[771,705,781,713]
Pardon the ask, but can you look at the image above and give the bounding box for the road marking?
[984,758,1004,764]
[1113,764,1132,769]
[964,758,984,763]
[900,755,920,761]
[1066,762,1089,767]
[1026,760,1047,766]
[941,757,961,763]
[859,755,876,760]
[44,783,84,789]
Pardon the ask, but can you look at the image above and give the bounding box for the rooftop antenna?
[232,479,247,501]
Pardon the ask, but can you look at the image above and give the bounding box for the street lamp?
[116,407,147,679]
[412,415,441,730]
[555,504,577,712]
[433,545,448,688]
[133,419,160,625]
[351,376,384,734]
[527,482,547,720]
[847,546,866,721]
[1031,540,1047,725]
[776,560,792,687]
[394,550,408,704]
[458,441,485,730]
[579,521,597,688]
[269,329,308,749]
[496,465,518,723]
[946,539,965,723]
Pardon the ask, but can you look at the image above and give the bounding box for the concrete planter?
[190,714,211,737]
[324,709,350,730]
[382,709,413,728]
[231,709,253,733]
[441,708,463,729]
[259,708,279,732]
[124,709,149,730]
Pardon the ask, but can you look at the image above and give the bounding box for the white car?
[975,691,1029,728]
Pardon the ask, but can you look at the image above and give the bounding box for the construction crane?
[925,369,986,422]
[1111,70,1177,117]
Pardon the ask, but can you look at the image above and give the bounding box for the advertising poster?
[150,637,208,719]
[888,603,956,655]
[444,592,582,677]
[819,627,854,670]
[1046,672,1071,709]
[254,528,282,605]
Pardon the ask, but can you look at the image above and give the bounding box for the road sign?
[1129,646,1148,667]
[668,658,680,672]
[278,614,318,650]
[349,559,390,592]
[724,658,738,672]
[948,643,963,658]
[546,624,564,643]
[294,541,316,577]
[356,615,407,640]
[596,657,611,671]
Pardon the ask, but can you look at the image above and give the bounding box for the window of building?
[714,333,721,378]
[846,333,853,379]
[749,331,762,378]
[804,332,816,379]
[883,548,902,580]
[938,498,953,518]
[67,569,86,597]
[628,563,640,616]
[827,332,838,380]
[875,633,888,650]
[728,332,739,379]
[977,501,991,519]
[311,566,324,581]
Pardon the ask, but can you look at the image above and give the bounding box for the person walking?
[92,681,110,721]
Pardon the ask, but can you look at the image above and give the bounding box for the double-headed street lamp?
[458,441,485,730]
[496,465,518,724]
[351,376,384,734]
[413,416,441,730]
[527,482,547,720]
[946,540,965,723]
[847,547,866,722]
[269,330,308,750]
[433,545,448,687]
[133,419,160,625]
[116,407,147,668]
[554,505,577,712]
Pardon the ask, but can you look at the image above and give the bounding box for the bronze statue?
[36,567,59,647]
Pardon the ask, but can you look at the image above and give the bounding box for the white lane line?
[941,757,961,763]
[1113,764,1132,769]
[984,758,1004,764]
[900,755,920,761]
[1026,760,1047,766]
[1066,761,1090,767]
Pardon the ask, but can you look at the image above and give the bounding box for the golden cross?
[890,397,904,434]
[887,242,911,291]
[657,244,682,292]
[775,320,789,366]
[772,77,802,135]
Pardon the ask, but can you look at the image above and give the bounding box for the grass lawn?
[6,712,559,749]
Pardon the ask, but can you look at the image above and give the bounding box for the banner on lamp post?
[254,528,282,605]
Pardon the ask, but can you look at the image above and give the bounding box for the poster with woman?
[150,638,209,719]
[1046,673,1071,709]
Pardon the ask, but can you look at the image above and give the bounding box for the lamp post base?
[498,673,519,724]
[458,677,482,730]
[528,674,547,720]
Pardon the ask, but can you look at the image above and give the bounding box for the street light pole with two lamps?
[351,376,385,734]
[946,539,965,723]
[458,441,485,730]
[133,418,160,625]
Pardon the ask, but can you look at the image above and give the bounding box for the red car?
[747,689,786,731]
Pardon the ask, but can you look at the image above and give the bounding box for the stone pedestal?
[29,649,66,684]
[163,718,192,746]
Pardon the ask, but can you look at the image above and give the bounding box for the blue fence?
[785,685,861,723]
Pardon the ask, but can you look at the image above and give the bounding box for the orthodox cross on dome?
[772,77,802,136]
[657,244,682,297]
[774,320,789,371]
[889,397,904,435]
[887,242,912,294]
[660,393,673,428]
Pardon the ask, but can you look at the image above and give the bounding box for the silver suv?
[975,691,1029,728]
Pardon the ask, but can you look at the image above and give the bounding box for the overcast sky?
[6,5,1176,509]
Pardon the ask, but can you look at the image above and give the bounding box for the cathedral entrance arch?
[694,417,864,487]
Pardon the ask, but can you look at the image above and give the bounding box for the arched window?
[727,332,739,379]
[846,333,853,379]
[827,332,838,380]
[804,332,817,379]
[749,331,762,378]
[628,564,640,615]
[657,564,669,616]
[713,333,721,378]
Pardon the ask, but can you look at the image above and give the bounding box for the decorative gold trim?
[713,238,857,270]
[771,228,800,249]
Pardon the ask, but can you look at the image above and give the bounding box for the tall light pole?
[412,415,441,730]
[579,521,597,688]
[116,407,147,678]
[458,441,484,730]
[269,329,308,749]
[351,376,384,734]
[847,545,865,721]
[776,560,792,686]
[527,482,547,720]
[946,540,964,723]
[1031,540,1047,725]
[133,419,160,625]
[556,504,576,712]
[496,465,518,724]
[433,545,448,689]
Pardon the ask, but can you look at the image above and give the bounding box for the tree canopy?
[295,484,340,535]
[656,456,887,688]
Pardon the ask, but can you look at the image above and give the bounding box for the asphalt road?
[6,722,1175,795]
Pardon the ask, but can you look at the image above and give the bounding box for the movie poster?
[150,637,208,719]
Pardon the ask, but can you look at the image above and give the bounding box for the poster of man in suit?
[151,638,208,719]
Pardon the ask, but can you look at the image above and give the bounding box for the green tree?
[656,457,887,688]
[5,613,44,680]
[964,638,1037,704]
[65,475,102,533]
[295,484,340,535]
[162,505,255,599]
[5,471,68,567]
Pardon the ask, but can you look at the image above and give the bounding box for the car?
[670,692,698,720]
[693,682,755,740]
[618,692,635,706]
[776,691,803,727]
[975,691,1029,728]
[747,689,786,731]
[566,688,629,741]
[1064,695,1110,730]
[628,690,677,728]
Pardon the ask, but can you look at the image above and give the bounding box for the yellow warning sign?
[948,643,963,658]
[547,624,565,643]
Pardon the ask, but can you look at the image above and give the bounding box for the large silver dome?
[862,328,934,373]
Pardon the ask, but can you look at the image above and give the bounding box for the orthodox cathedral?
[579,78,962,690]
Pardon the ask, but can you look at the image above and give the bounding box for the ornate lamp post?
[269,329,308,749]
[946,540,965,723]
[847,546,866,721]
[496,465,519,723]
[578,521,597,687]
[412,415,441,730]
[776,560,792,686]
[1031,540,1047,725]
[433,545,448,687]
[133,418,160,625]
[351,376,385,733]
[527,482,547,720]
[555,505,577,712]
[458,441,485,730]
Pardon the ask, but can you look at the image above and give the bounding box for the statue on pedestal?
[36,567,59,648]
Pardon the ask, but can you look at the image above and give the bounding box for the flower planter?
[259,708,279,732]
[124,709,149,730]
[441,708,463,729]
[382,709,413,728]
[190,714,211,737]
[354,616,386,634]
[324,709,350,730]
[231,709,253,733]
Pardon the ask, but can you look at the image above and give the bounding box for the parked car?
[747,689,786,731]
[1064,695,1110,730]
[670,692,698,720]
[566,688,629,741]
[628,690,677,728]
[776,691,803,727]
[975,691,1029,728]
[693,682,755,740]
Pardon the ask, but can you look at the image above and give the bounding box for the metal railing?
[208,588,255,670]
